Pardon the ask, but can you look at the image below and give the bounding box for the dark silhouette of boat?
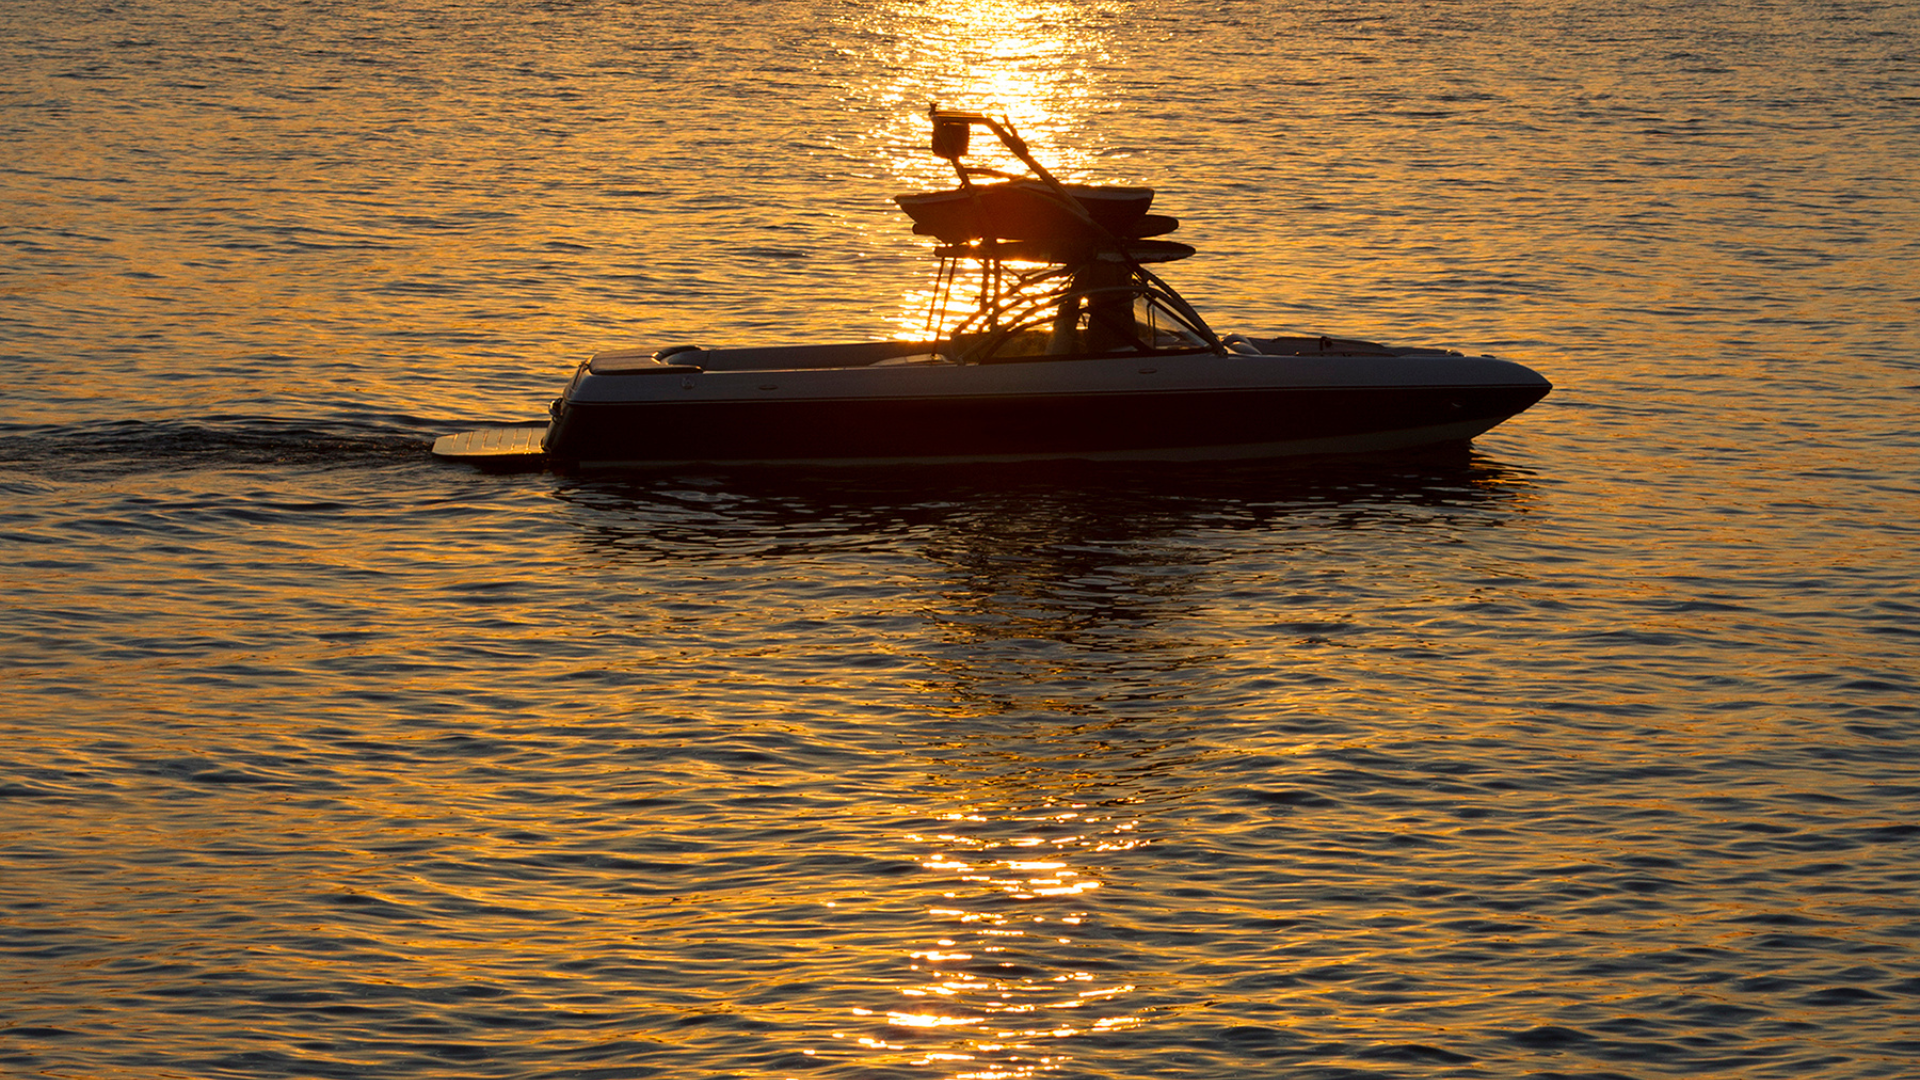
[434,108,1550,468]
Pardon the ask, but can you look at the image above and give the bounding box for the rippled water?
[4,0,1918,1077]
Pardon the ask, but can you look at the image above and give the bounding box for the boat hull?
[539,351,1551,467]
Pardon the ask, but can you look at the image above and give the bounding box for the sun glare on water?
[835,0,1131,339]
[817,799,1148,1077]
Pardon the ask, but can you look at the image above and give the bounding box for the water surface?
[3,1,1918,1077]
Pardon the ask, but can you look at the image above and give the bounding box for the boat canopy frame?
[911,107,1226,362]
[940,257,1215,364]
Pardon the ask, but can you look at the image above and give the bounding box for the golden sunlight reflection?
[833,799,1147,1077]
[835,0,1129,338]
[857,0,1118,185]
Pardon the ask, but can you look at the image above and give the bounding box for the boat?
[433,108,1550,468]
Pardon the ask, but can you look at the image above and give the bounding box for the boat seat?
[589,348,705,375]
[1221,333,1263,356]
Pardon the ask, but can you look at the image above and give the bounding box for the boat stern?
[430,423,550,466]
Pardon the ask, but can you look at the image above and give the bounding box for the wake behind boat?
[434,109,1550,468]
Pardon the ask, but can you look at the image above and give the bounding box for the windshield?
[959,268,1216,363]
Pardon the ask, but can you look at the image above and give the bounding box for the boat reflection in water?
[434,109,1550,469]
[545,452,1540,1071]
